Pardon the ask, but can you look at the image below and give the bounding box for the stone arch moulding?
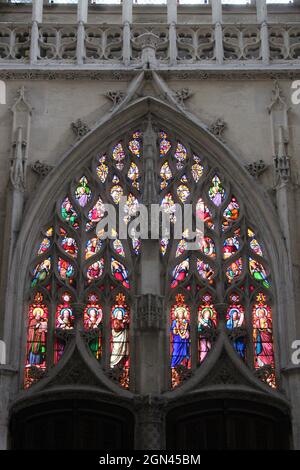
[3,95,293,407]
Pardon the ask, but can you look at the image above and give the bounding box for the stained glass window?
[160,129,275,389]
[26,130,141,390]
[26,126,276,393]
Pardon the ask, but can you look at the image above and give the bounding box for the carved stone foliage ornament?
[209,118,227,140]
[106,90,125,108]
[30,160,54,178]
[245,160,268,179]
[174,87,192,107]
[71,119,90,138]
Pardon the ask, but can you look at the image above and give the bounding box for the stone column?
[30,0,43,64]
[135,396,166,450]
[167,0,177,66]
[211,0,223,64]
[122,0,132,66]
[135,295,165,395]
[77,0,88,65]
[0,366,17,450]
[256,0,269,64]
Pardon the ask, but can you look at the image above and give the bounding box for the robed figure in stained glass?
[198,304,217,363]
[254,305,274,367]
[170,300,190,368]
[226,307,245,359]
[27,306,48,366]
[110,300,129,368]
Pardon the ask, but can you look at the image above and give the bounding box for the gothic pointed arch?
[3,96,291,405]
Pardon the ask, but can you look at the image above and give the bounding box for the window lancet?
[25,126,276,392]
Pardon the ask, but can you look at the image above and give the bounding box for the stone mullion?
[215,204,225,306]
[76,203,86,304]
[103,279,111,372]
[50,224,60,369]
[47,268,56,370]
[242,216,254,371]
[190,294,198,372]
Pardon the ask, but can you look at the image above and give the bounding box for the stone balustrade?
[0,0,300,68]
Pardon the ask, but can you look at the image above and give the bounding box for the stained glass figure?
[31,258,51,287]
[86,197,105,231]
[223,235,240,259]
[191,155,204,182]
[248,228,263,256]
[58,257,75,283]
[198,294,217,363]
[96,155,108,183]
[87,259,105,282]
[197,259,214,283]
[45,227,54,237]
[124,193,139,224]
[222,196,240,231]
[176,239,187,258]
[226,294,246,359]
[54,292,74,364]
[110,293,130,388]
[110,184,124,204]
[55,292,74,329]
[249,258,270,288]
[112,142,126,170]
[161,193,177,223]
[174,142,187,170]
[208,175,226,206]
[130,229,141,255]
[160,131,171,156]
[75,176,92,207]
[60,236,78,258]
[84,294,103,360]
[170,294,191,388]
[171,259,189,288]
[111,257,130,289]
[160,162,173,189]
[38,237,51,255]
[113,239,125,257]
[177,184,190,203]
[226,258,243,283]
[61,197,79,229]
[196,198,214,228]
[127,162,140,189]
[198,237,216,258]
[25,293,48,388]
[253,293,275,387]
[160,237,169,256]
[85,237,102,259]
[128,131,142,158]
